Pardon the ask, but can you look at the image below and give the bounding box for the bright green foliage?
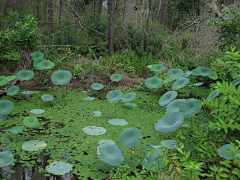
[0,76,9,86]
[110,164,130,180]
[0,151,14,167]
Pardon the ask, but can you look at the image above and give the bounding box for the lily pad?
[108,119,128,126]
[41,94,54,102]
[91,83,104,90]
[209,71,218,80]
[22,140,47,151]
[0,76,9,86]
[0,151,14,167]
[158,91,178,106]
[163,77,176,84]
[180,98,201,118]
[150,64,167,73]
[83,95,96,101]
[97,142,124,166]
[123,103,138,108]
[16,70,34,81]
[119,127,142,147]
[33,58,45,70]
[207,89,221,102]
[181,124,191,128]
[110,74,123,82]
[98,139,115,145]
[94,111,102,114]
[0,100,14,115]
[23,116,39,128]
[145,77,164,89]
[166,99,186,114]
[37,60,55,70]
[82,126,107,135]
[122,92,136,103]
[46,161,73,175]
[218,144,235,160]
[172,78,190,90]
[29,109,45,114]
[160,140,184,149]
[177,71,192,78]
[10,126,24,133]
[51,70,72,85]
[191,67,213,77]
[7,75,16,81]
[106,90,124,103]
[31,51,44,61]
[7,86,20,96]
[0,115,8,121]
[155,112,184,133]
[188,82,204,86]
[94,113,102,116]
[167,68,184,78]
[21,91,35,95]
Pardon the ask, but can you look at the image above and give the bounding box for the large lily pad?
[122,92,136,103]
[172,78,190,90]
[106,90,124,103]
[46,161,73,175]
[41,94,54,102]
[82,126,107,135]
[119,127,142,147]
[22,140,47,151]
[191,67,213,77]
[180,98,201,118]
[97,142,124,166]
[0,151,14,167]
[37,60,55,70]
[23,116,39,128]
[160,140,184,149]
[110,74,123,82]
[0,100,14,115]
[7,86,20,96]
[150,64,167,73]
[155,112,184,133]
[31,51,44,61]
[108,119,128,126]
[83,95,96,101]
[29,109,45,114]
[16,70,34,81]
[51,70,72,85]
[167,68,184,78]
[0,76,9,86]
[145,77,163,89]
[33,58,45,70]
[218,144,235,160]
[166,99,186,114]
[158,91,178,106]
[10,126,24,133]
[177,71,192,78]
[207,89,221,102]
[91,83,104,90]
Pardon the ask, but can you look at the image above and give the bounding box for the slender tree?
[48,0,55,34]
[108,0,116,56]
[123,0,137,27]
[160,0,171,25]
[145,0,152,50]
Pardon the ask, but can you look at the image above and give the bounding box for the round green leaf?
[177,71,192,78]
[22,140,47,151]
[147,64,154,69]
[123,103,138,108]
[16,70,34,81]
[160,140,184,149]
[188,82,204,87]
[33,58,45,70]
[51,70,72,85]
[7,86,20,96]
[82,126,107,135]
[7,75,16,81]
[108,119,128,126]
[0,151,14,167]
[29,109,45,114]
[0,100,14,115]
[150,64,167,73]
[98,139,114,145]
[83,95,96,101]
[122,92,136,103]
[37,60,55,70]
[31,51,44,61]
[172,78,190,90]
[106,90,124,103]
[41,94,54,102]
[163,77,176,84]
[0,76,9,86]
[46,161,73,175]
[21,91,34,95]
[207,89,221,102]
[94,113,102,116]
[23,116,39,128]
[218,144,235,160]
[167,68,184,78]
[119,127,142,147]
[10,126,24,133]
[158,91,178,106]
[155,112,184,133]
[209,71,218,80]
[180,98,201,118]
[110,74,123,82]
[191,67,213,77]
[166,99,186,114]
[91,83,104,90]
[97,142,124,166]
[145,77,164,89]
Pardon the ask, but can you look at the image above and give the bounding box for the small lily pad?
[0,151,14,167]
[108,119,128,126]
[94,114,102,116]
[10,126,24,133]
[0,100,14,115]
[22,140,47,151]
[46,161,73,175]
[159,91,178,106]
[124,103,138,108]
[16,70,34,81]
[91,83,104,90]
[82,126,107,135]
[181,124,191,128]
[41,94,54,102]
[21,91,35,95]
[145,77,164,89]
[29,109,45,114]
[83,95,96,101]
[160,140,184,149]
[23,116,39,128]
[0,76,9,86]
[98,139,115,145]
[172,78,190,90]
[150,64,167,73]
[167,68,184,78]
[110,74,123,82]
[31,51,44,61]
[218,144,235,160]
[7,75,16,81]
[94,111,102,114]
[122,93,136,103]
[7,86,20,96]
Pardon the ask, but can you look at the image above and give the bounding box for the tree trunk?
[59,0,62,30]
[160,0,171,25]
[37,2,41,24]
[98,0,102,15]
[108,0,116,57]
[123,0,137,26]
[48,0,55,34]
[145,0,152,51]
